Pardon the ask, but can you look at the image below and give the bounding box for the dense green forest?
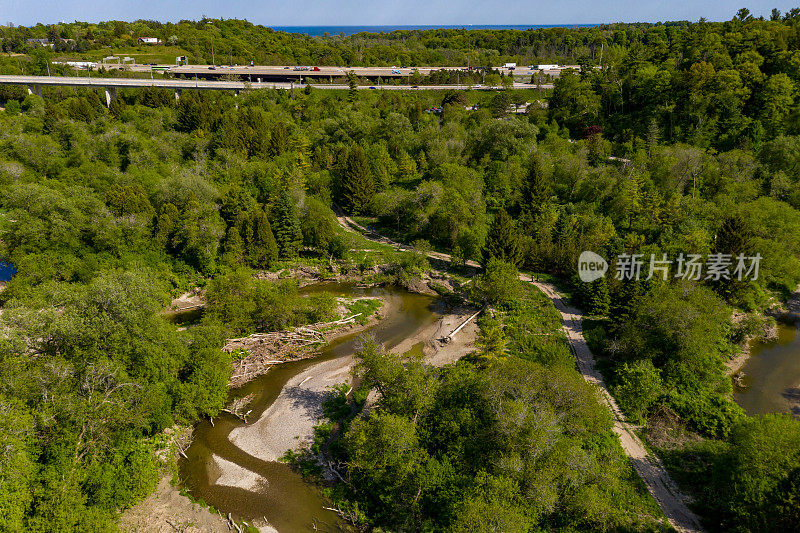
[0,7,798,69]
[0,18,661,68]
[2,9,800,532]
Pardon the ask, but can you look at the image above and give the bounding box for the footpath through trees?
[335,212,703,533]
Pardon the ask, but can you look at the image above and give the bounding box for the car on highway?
[313,66,320,71]
[369,86,377,89]
[208,66,216,70]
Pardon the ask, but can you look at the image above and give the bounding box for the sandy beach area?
[229,352,356,462]
[227,304,478,465]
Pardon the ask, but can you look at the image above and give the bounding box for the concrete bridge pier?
[103,86,116,107]
[26,84,42,97]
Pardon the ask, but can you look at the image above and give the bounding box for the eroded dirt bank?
[119,477,233,533]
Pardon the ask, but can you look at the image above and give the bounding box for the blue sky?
[3,0,798,27]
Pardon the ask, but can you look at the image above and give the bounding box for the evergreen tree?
[416,151,428,173]
[366,143,393,191]
[175,91,221,132]
[483,208,523,267]
[221,225,245,267]
[608,278,648,336]
[219,188,256,226]
[490,91,512,117]
[476,314,507,359]
[586,127,607,166]
[237,107,271,157]
[272,192,303,259]
[398,150,418,179]
[717,214,754,257]
[551,210,579,276]
[521,154,551,219]
[239,212,254,254]
[347,71,358,102]
[247,210,278,268]
[108,96,126,118]
[408,101,423,128]
[450,242,466,272]
[339,145,375,215]
[105,184,153,217]
[715,213,755,302]
[587,277,610,315]
[154,203,179,251]
[647,118,660,157]
[291,133,312,171]
[269,122,289,156]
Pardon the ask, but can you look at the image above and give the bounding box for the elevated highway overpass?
[0,75,553,106]
[112,63,564,82]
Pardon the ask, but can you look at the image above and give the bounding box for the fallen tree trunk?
[445,310,481,342]
[222,394,254,422]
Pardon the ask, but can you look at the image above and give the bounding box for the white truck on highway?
[503,62,517,69]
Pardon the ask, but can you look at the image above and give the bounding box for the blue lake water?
[0,261,17,282]
[271,24,597,36]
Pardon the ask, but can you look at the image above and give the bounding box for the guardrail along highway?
[0,74,553,106]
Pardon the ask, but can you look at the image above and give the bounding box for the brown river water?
[178,283,441,531]
[174,281,800,530]
[734,322,800,418]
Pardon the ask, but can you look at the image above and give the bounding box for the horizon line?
[8,18,713,28]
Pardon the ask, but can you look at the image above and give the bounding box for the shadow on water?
[179,283,441,531]
[734,322,800,418]
[165,306,205,326]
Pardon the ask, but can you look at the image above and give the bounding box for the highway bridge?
[169,64,467,82]
[0,75,553,106]
[110,63,565,82]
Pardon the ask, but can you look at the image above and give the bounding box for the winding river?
[734,321,800,418]
[177,278,800,531]
[178,283,441,531]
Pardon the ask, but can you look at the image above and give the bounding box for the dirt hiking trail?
[336,213,702,533]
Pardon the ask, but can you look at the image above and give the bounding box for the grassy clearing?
[494,281,574,367]
[345,298,382,325]
[54,46,192,65]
